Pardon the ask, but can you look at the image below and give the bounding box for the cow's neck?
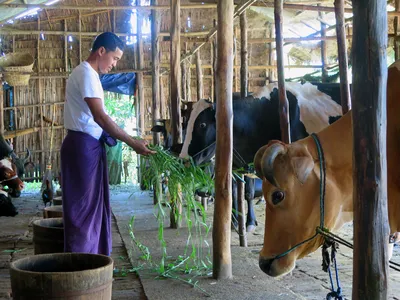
[232,98,282,166]
[303,112,354,232]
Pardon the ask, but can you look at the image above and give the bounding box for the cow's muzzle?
[259,257,275,276]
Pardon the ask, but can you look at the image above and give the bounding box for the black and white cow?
[179,82,344,232]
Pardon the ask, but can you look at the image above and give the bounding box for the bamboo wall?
[0,0,398,180]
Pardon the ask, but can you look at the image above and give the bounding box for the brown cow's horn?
[254,144,269,179]
[261,143,286,187]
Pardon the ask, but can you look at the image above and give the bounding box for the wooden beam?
[137,1,145,136]
[213,0,233,280]
[195,50,203,100]
[151,0,161,146]
[240,10,248,97]
[64,20,68,72]
[319,6,328,82]
[334,0,351,114]
[274,0,290,144]
[352,0,389,298]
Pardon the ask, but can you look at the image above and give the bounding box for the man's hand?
[129,139,156,156]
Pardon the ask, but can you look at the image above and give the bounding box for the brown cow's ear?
[291,155,314,184]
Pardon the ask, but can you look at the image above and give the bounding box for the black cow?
[179,82,344,232]
[0,190,18,217]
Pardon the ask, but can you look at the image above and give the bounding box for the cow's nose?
[259,257,274,275]
[19,182,25,190]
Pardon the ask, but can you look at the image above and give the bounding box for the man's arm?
[85,97,155,156]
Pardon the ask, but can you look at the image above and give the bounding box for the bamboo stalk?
[64,20,68,72]
[319,7,328,82]
[4,127,40,139]
[237,175,247,247]
[137,0,145,136]
[79,10,82,63]
[334,0,351,114]
[3,101,65,110]
[151,0,161,147]
[38,18,45,178]
[240,10,248,97]
[195,50,203,100]
[395,0,400,60]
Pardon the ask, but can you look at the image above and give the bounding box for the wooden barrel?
[32,218,64,255]
[10,253,113,300]
[53,196,62,206]
[43,205,63,218]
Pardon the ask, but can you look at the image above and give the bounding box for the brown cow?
[253,60,400,277]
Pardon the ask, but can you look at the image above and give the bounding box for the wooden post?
[151,0,161,146]
[0,80,3,135]
[352,0,389,299]
[195,50,203,100]
[240,11,248,97]
[274,0,290,144]
[170,0,182,229]
[212,19,217,101]
[334,0,351,114]
[136,0,145,136]
[319,6,328,82]
[394,0,400,60]
[213,0,233,280]
[237,175,247,247]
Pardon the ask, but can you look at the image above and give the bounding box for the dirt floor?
[0,184,399,300]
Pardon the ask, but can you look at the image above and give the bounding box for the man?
[61,32,155,256]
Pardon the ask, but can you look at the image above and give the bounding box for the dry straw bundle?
[0,52,34,86]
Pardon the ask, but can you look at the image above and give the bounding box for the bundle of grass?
[130,144,214,293]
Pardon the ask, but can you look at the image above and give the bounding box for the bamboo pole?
[240,10,248,97]
[274,0,290,144]
[237,175,247,247]
[4,2,400,15]
[4,127,40,139]
[234,27,239,93]
[319,7,328,82]
[195,50,203,100]
[212,20,217,100]
[151,0,160,146]
[170,0,183,229]
[352,0,389,298]
[334,0,351,114]
[38,18,45,178]
[78,11,82,63]
[213,0,233,280]
[64,20,68,72]
[395,0,400,60]
[170,0,182,146]
[137,0,145,136]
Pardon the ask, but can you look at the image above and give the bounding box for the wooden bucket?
[53,196,62,206]
[32,218,64,255]
[10,253,113,300]
[43,205,63,218]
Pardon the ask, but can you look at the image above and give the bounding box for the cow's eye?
[200,123,207,128]
[271,191,285,205]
